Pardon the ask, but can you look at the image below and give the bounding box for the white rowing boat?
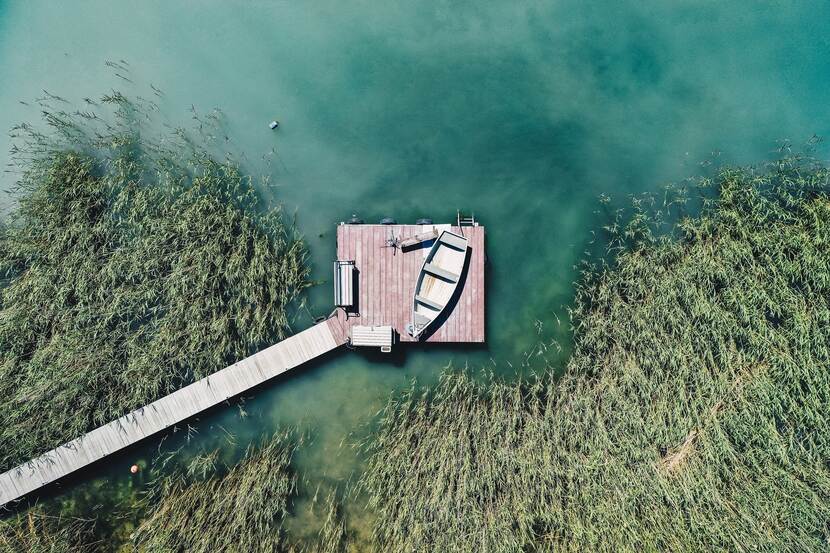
[409,230,469,339]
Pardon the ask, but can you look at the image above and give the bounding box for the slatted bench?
[351,325,394,352]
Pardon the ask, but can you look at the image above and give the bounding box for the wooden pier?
[0,317,347,507]
[333,223,485,343]
[0,221,486,507]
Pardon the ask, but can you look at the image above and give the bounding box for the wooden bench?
[351,325,393,352]
[333,260,355,307]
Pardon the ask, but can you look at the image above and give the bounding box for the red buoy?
[130,464,140,474]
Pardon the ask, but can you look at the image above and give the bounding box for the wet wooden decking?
[0,318,348,507]
[335,224,485,343]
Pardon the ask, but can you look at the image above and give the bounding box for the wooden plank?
[395,225,402,338]
[383,227,389,325]
[379,227,384,325]
[424,262,459,283]
[400,229,438,248]
[475,227,481,341]
[367,226,375,326]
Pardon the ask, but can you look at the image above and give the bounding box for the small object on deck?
[415,217,433,225]
[380,217,396,225]
[130,464,140,474]
[269,120,279,130]
[351,325,394,351]
[333,260,355,308]
[400,228,438,249]
[347,214,364,224]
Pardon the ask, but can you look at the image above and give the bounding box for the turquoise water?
[2,0,830,544]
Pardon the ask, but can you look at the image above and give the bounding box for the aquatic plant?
[0,92,310,473]
[0,508,98,553]
[360,156,830,551]
[133,431,300,552]
[305,490,350,553]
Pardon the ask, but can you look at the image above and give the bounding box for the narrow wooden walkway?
[0,317,347,507]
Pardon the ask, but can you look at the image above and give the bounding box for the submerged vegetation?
[0,508,97,553]
[132,431,349,553]
[0,92,310,473]
[133,432,300,552]
[360,157,830,551]
[0,432,349,553]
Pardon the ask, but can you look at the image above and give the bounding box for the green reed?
[0,508,98,553]
[360,156,830,552]
[0,91,310,474]
[132,431,350,553]
[133,431,299,552]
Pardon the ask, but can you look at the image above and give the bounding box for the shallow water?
[2,0,830,544]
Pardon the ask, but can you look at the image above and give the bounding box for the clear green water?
[2,0,830,543]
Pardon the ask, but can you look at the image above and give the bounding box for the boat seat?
[439,232,467,251]
[413,312,432,326]
[424,262,459,283]
[415,294,443,311]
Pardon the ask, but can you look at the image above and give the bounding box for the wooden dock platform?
[335,224,485,343]
[0,317,347,507]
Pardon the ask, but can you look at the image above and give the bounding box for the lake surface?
[2,0,830,544]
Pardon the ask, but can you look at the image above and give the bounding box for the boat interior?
[413,232,468,329]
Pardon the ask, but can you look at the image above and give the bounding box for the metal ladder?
[457,210,477,227]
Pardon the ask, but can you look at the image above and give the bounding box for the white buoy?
[269,120,279,130]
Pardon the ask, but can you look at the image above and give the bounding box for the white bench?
[351,325,393,352]
[333,260,355,307]
[439,232,467,251]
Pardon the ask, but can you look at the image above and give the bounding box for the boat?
[409,230,469,339]
[399,228,438,249]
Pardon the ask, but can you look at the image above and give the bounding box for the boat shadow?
[401,238,436,254]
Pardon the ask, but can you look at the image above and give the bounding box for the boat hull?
[409,230,469,339]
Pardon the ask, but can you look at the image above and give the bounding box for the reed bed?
[131,431,350,553]
[313,492,349,553]
[361,157,830,552]
[0,92,310,473]
[133,431,299,552]
[0,508,98,553]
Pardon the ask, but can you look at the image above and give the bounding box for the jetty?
[333,222,485,345]
[0,220,485,507]
[0,319,346,507]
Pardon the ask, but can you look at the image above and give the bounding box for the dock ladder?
[457,210,478,227]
